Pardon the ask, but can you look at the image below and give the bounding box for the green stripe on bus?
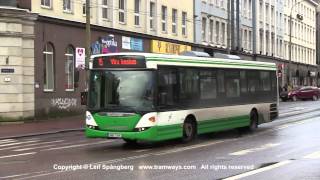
[197,115,250,134]
[147,57,276,69]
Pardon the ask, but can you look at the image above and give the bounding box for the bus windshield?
[88,70,155,113]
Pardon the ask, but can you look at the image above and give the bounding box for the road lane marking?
[0,171,49,179]
[0,140,64,151]
[0,139,17,144]
[154,140,226,156]
[43,140,114,151]
[0,140,39,147]
[230,143,281,156]
[0,140,91,151]
[304,151,320,159]
[0,139,15,142]
[13,144,59,152]
[134,149,151,153]
[223,160,292,180]
[0,152,36,159]
[275,124,292,130]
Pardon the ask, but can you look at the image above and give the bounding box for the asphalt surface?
[0,101,320,180]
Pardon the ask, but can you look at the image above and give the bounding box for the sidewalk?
[0,115,84,140]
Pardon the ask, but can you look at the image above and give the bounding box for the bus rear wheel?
[239,110,258,133]
[248,110,258,131]
[182,119,196,143]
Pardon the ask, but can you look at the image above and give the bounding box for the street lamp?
[288,0,307,87]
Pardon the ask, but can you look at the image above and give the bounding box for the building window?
[119,0,126,23]
[134,0,140,26]
[215,21,220,44]
[221,22,225,45]
[150,2,155,30]
[202,17,207,42]
[243,29,248,49]
[182,11,187,36]
[63,0,72,12]
[209,19,214,43]
[248,31,252,50]
[65,46,75,91]
[102,0,110,20]
[172,9,177,34]
[43,43,54,91]
[41,0,51,8]
[161,6,167,32]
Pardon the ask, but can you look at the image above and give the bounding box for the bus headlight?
[86,111,98,126]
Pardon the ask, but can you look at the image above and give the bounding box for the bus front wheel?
[182,119,196,143]
[123,138,138,145]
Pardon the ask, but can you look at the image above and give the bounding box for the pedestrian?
[282,84,288,92]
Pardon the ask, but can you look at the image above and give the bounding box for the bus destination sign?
[93,55,146,68]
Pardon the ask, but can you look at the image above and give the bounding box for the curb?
[0,128,84,140]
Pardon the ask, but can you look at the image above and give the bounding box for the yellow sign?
[151,40,191,55]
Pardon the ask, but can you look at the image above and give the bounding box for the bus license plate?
[108,132,122,138]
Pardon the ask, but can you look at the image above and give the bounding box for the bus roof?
[91,53,277,71]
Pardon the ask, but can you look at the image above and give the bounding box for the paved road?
[0,101,320,180]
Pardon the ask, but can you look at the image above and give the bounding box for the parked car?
[281,86,320,101]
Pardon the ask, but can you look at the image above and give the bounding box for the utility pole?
[227,0,231,54]
[252,0,257,60]
[236,0,240,51]
[85,0,91,85]
[231,0,235,51]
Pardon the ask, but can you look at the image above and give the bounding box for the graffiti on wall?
[51,98,77,110]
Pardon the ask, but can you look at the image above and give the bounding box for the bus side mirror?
[81,91,88,105]
[159,92,167,105]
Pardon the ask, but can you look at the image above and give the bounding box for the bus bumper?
[85,126,158,141]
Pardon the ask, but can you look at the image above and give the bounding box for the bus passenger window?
[158,68,178,107]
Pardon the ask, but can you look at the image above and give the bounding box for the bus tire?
[239,110,258,133]
[182,118,197,143]
[123,138,138,145]
[248,110,258,131]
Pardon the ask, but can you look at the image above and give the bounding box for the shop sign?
[75,48,85,69]
[91,34,119,55]
[151,40,191,55]
[122,36,144,51]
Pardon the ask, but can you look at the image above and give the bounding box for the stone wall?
[0,7,37,120]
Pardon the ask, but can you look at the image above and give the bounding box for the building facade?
[0,6,37,119]
[7,0,193,119]
[195,0,318,88]
[282,0,318,86]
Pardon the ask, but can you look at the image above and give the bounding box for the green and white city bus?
[84,53,278,143]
